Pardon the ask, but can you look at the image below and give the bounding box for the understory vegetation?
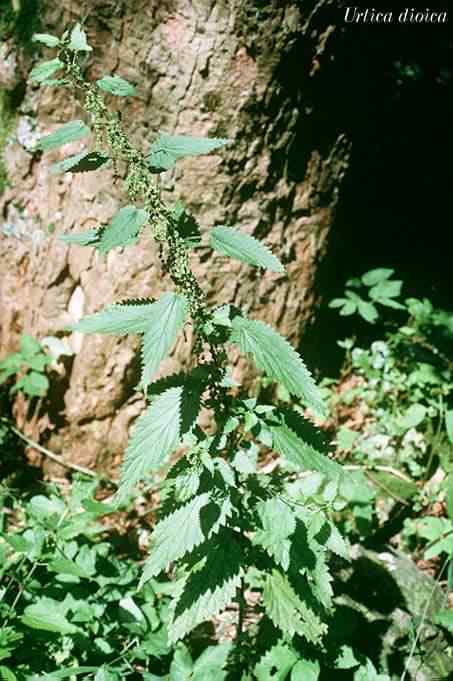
[0,24,452,681]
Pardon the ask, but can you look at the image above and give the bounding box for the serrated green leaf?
[169,644,193,681]
[141,493,211,582]
[397,403,426,430]
[141,293,188,387]
[81,498,116,515]
[20,334,42,356]
[4,534,32,554]
[340,301,356,315]
[357,300,378,323]
[147,132,229,171]
[253,498,296,571]
[32,33,60,47]
[117,385,200,503]
[97,205,148,253]
[12,371,49,397]
[119,596,145,624]
[94,668,120,681]
[27,354,52,371]
[231,448,257,475]
[192,643,232,680]
[376,297,405,310]
[172,201,201,247]
[59,229,100,246]
[174,467,201,503]
[345,291,362,303]
[141,494,232,584]
[336,426,359,451]
[230,317,326,418]
[329,298,347,309]
[434,608,453,633]
[262,569,326,643]
[48,558,91,579]
[369,279,402,301]
[255,643,298,681]
[362,268,394,286]
[310,558,334,609]
[28,494,65,519]
[69,23,92,52]
[335,645,360,670]
[0,667,17,681]
[30,58,63,84]
[270,422,343,481]
[72,299,156,335]
[291,659,320,681]
[209,226,284,273]
[37,120,90,152]
[169,530,242,642]
[51,151,109,175]
[97,75,137,97]
[325,522,349,559]
[353,659,390,681]
[21,601,77,635]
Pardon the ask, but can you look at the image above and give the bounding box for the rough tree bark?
[0,0,350,472]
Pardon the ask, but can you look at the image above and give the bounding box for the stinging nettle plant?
[30,24,352,676]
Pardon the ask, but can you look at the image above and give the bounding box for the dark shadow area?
[0,386,43,493]
[297,1,453,375]
[336,556,405,615]
[322,605,391,678]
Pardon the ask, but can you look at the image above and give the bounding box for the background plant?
[0,334,52,399]
[325,270,453,527]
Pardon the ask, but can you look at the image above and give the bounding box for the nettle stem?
[60,47,223,372]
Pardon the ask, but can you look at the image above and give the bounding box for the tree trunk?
[0,0,350,472]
